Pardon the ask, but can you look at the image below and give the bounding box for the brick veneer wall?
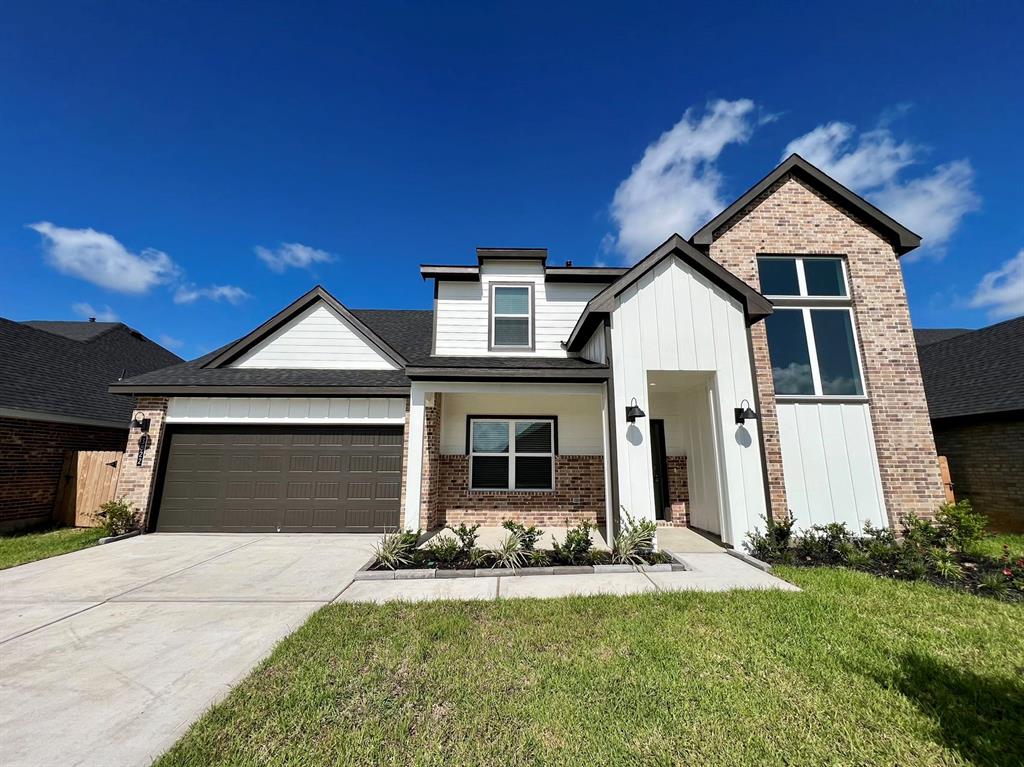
[0,416,126,532]
[418,399,442,530]
[933,414,1024,533]
[663,455,690,526]
[112,396,170,529]
[708,174,945,525]
[436,454,605,528]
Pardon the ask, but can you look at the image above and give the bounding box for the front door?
[650,419,670,521]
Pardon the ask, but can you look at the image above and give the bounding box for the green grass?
[158,567,1023,767]
[971,532,1024,560]
[0,526,105,570]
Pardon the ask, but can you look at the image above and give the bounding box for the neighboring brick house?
[916,318,1024,532]
[110,154,946,547]
[0,318,182,532]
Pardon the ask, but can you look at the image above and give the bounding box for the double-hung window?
[490,284,532,349]
[757,256,865,397]
[469,418,554,490]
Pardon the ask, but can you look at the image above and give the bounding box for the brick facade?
[663,455,690,526]
[435,454,606,528]
[708,174,945,526]
[112,397,170,529]
[933,414,1024,533]
[0,416,126,532]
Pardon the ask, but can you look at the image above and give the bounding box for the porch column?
[402,382,428,530]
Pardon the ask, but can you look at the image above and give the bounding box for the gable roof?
[0,318,183,426]
[691,154,922,255]
[565,234,773,352]
[914,327,971,347]
[202,286,408,369]
[917,316,1024,420]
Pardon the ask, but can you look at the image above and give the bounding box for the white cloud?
[158,334,184,350]
[783,122,979,256]
[969,250,1024,320]
[255,242,334,273]
[173,284,250,305]
[72,302,118,322]
[607,98,759,262]
[29,222,179,293]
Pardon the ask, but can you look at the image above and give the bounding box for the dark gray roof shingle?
[914,328,971,347]
[0,319,183,425]
[23,320,123,341]
[917,317,1024,420]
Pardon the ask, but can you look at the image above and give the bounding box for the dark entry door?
[155,426,403,533]
[650,419,670,521]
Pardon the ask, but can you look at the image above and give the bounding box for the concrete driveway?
[0,533,377,767]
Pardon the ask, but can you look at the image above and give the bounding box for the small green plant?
[528,548,550,567]
[612,508,656,566]
[930,549,964,582]
[490,531,527,571]
[900,513,945,551]
[745,512,795,563]
[468,547,490,568]
[373,529,420,570]
[501,520,544,551]
[936,500,987,553]
[445,522,480,554]
[96,498,138,537]
[794,522,853,565]
[425,535,460,567]
[978,571,1008,596]
[553,520,594,565]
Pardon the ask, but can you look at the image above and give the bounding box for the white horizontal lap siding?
[439,393,603,454]
[580,324,607,364]
[433,261,601,357]
[232,303,398,369]
[610,256,767,546]
[776,401,887,533]
[166,397,407,424]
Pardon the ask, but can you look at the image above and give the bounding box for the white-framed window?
[757,256,866,397]
[490,284,532,349]
[468,417,554,491]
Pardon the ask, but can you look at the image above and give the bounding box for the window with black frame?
[757,256,865,397]
[469,418,554,490]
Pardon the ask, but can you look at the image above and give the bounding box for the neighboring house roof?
[565,234,773,352]
[917,316,1024,420]
[690,154,922,255]
[0,318,183,427]
[914,328,971,346]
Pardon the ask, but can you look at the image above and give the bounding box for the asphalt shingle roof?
[917,316,1024,420]
[0,319,183,424]
[914,328,971,347]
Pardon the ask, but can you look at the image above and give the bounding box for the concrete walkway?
[0,533,377,767]
[337,551,797,603]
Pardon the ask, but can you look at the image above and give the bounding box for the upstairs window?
[490,284,532,349]
[469,418,555,490]
[757,256,865,397]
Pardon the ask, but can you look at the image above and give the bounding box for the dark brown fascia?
[476,247,548,265]
[405,366,610,382]
[107,384,410,397]
[201,286,407,369]
[690,153,922,255]
[420,264,626,283]
[420,265,479,281]
[564,234,774,352]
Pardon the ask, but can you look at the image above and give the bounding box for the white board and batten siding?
[609,255,767,547]
[776,401,887,533]
[231,303,399,370]
[433,260,602,357]
[166,397,407,424]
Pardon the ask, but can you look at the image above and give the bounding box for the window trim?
[488,282,535,351]
[466,415,557,492]
[757,255,867,401]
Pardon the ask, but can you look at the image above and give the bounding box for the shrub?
[528,549,550,567]
[793,523,853,565]
[612,508,656,566]
[468,547,490,568]
[425,536,460,567]
[553,520,594,565]
[936,500,987,553]
[490,531,527,571]
[745,512,794,563]
[900,514,945,551]
[501,520,544,551]
[96,498,138,537]
[930,549,964,582]
[445,523,480,555]
[373,529,420,570]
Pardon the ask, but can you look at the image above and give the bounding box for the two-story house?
[110,155,946,547]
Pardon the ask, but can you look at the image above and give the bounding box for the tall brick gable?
[708,174,945,525]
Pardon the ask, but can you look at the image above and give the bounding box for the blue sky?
[1,1,1021,357]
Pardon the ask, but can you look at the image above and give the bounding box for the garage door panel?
[156,426,403,533]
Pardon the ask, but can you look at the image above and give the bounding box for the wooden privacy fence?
[53,451,124,527]
[938,455,955,504]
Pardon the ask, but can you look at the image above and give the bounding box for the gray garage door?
[154,426,403,533]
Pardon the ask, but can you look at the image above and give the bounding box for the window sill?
[774,395,869,405]
[469,488,556,494]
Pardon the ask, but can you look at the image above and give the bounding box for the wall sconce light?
[734,399,758,425]
[132,411,151,433]
[625,397,647,423]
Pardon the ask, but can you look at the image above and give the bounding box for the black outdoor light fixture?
[625,397,647,423]
[734,399,758,425]
[131,411,151,433]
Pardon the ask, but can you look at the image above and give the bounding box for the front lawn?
[0,526,105,570]
[158,567,1023,767]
